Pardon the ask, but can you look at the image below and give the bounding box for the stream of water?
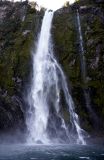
[26,10,86,145]
[76,10,99,125]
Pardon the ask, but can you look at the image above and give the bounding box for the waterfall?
[27,10,86,145]
[76,10,86,82]
[76,10,99,126]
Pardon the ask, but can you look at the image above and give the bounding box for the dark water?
[0,144,104,160]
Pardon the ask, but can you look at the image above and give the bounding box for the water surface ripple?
[0,144,104,160]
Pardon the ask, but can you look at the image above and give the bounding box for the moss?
[53,9,81,88]
[0,2,45,134]
[0,3,41,96]
[53,1,104,133]
[15,33,33,79]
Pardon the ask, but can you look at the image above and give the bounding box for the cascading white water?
[27,10,86,145]
[76,10,86,82]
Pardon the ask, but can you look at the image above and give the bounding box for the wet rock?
[0,95,26,132]
[90,56,100,69]
[23,30,31,36]
[79,6,92,14]
[2,91,7,98]
[0,6,7,23]
[86,77,92,82]
[87,39,94,47]
[0,1,42,140]
[16,77,22,83]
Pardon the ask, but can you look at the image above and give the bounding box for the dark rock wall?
[52,0,104,136]
[0,1,43,141]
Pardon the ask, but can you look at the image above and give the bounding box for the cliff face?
[0,0,104,142]
[52,0,104,136]
[0,1,43,141]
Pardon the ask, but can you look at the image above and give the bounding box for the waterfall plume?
[26,10,86,145]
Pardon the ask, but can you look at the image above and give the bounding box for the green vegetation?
[53,9,81,87]
[53,0,104,133]
[0,2,42,95]
[0,1,44,134]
